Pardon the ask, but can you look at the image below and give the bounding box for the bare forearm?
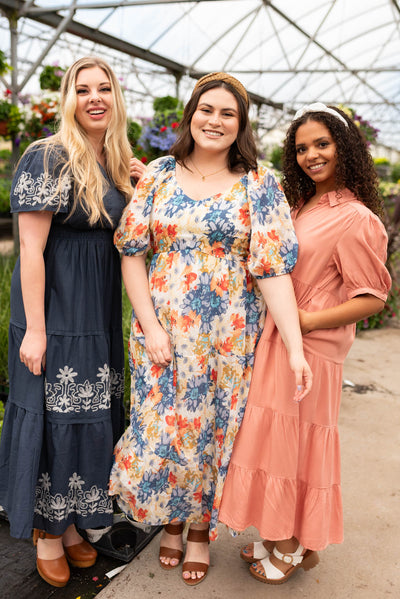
[257,273,312,401]
[20,246,46,331]
[121,254,159,333]
[121,254,172,366]
[300,294,385,334]
[258,274,303,355]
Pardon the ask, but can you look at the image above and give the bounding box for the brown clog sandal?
[249,543,319,585]
[182,526,210,586]
[159,522,184,570]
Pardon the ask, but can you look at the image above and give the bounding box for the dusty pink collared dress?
[218,189,391,551]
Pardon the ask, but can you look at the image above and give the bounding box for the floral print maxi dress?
[109,156,297,538]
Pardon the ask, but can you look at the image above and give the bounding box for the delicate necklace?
[190,159,228,181]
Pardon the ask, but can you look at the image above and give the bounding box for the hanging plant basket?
[0,121,8,137]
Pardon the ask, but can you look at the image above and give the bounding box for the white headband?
[293,102,348,128]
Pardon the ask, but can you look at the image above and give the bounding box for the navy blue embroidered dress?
[0,146,126,538]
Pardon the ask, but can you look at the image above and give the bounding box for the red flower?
[140,156,148,163]
[171,122,180,129]
[160,126,167,132]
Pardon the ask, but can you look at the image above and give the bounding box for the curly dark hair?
[282,106,383,217]
[170,79,258,173]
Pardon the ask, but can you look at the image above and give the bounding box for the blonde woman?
[0,56,144,588]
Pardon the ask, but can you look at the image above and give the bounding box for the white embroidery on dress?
[13,170,71,208]
[45,364,124,413]
[34,472,113,521]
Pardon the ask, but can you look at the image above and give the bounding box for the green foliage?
[0,50,11,76]
[357,181,400,330]
[373,157,390,166]
[356,285,400,331]
[0,99,24,137]
[127,119,142,148]
[153,95,181,113]
[0,178,11,213]
[39,64,66,91]
[390,163,400,183]
[0,255,16,391]
[269,144,283,170]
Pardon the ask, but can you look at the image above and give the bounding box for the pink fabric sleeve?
[333,210,391,302]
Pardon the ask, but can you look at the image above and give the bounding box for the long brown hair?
[282,106,383,216]
[170,79,258,173]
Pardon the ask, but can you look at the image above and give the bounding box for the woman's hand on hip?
[144,323,172,367]
[19,329,47,375]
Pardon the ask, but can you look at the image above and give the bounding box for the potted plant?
[39,64,66,91]
[0,90,24,138]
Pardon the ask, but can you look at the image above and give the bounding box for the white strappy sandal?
[240,540,272,563]
[249,543,319,585]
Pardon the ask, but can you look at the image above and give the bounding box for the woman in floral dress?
[109,72,312,585]
[0,57,145,588]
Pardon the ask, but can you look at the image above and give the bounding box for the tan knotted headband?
[193,72,249,107]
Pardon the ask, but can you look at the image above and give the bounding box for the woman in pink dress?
[218,103,392,584]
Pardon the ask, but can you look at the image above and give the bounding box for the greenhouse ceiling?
[1,0,400,149]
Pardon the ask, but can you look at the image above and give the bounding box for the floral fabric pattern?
[45,364,124,413]
[110,156,297,538]
[35,471,113,522]
[13,170,71,208]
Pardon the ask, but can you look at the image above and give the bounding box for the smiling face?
[295,119,337,193]
[74,66,113,142]
[190,87,240,156]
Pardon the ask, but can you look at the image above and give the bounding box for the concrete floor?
[97,326,400,599]
[0,326,399,599]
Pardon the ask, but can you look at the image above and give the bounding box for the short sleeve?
[247,165,298,278]
[333,209,391,301]
[10,144,71,214]
[114,157,168,256]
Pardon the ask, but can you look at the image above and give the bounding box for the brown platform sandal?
[182,526,210,586]
[159,522,184,570]
[33,529,70,588]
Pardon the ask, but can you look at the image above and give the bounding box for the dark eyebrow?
[197,102,238,113]
[295,136,331,148]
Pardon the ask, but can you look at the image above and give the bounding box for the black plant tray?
[86,519,162,563]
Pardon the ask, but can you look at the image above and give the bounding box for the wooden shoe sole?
[249,549,319,585]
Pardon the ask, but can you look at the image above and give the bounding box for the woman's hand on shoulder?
[144,323,172,367]
[130,157,147,181]
[19,329,47,375]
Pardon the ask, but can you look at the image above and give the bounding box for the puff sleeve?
[10,145,71,214]
[247,164,298,278]
[114,157,166,256]
[333,208,391,302]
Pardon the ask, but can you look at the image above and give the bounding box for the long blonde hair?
[30,56,133,225]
